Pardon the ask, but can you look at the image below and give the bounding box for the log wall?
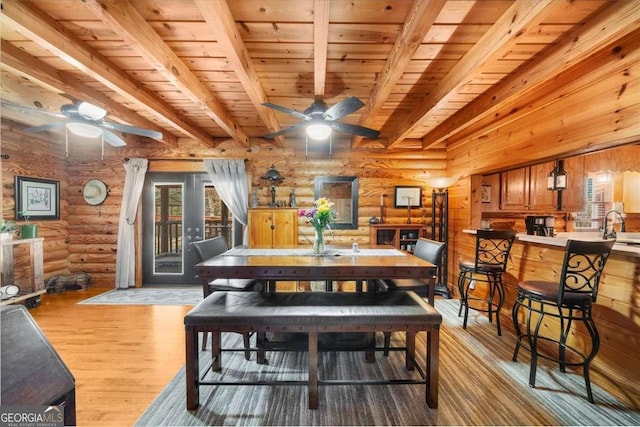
[2,125,447,286]
[1,123,71,281]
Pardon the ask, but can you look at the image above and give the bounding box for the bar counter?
[459,229,640,408]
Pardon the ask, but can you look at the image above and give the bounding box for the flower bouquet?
[298,198,337,254]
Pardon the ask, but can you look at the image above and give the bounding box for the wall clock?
[82,179,108,206]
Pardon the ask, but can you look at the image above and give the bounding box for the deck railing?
[155,219,231,255]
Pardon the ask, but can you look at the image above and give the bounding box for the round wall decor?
[82,179,108,206]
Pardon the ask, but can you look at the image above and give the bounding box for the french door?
[141,172,233,286]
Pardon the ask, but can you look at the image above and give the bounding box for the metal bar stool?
[512,239,614,403]
[457,229,517,335]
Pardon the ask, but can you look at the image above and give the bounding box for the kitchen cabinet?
[248,208,298,248]
[369,224,426,253]
[500,161,557,211]
[560,156,585,212]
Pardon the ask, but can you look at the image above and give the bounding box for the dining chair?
[191,236,262,357]
[457,229,517,335]
[511,239,614,403]
[375,237,446,355]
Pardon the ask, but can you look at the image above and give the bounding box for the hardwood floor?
[16,286,639,426]
[26,287,191,426]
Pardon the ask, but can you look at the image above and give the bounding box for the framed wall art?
[394,186,422,208]
[15,176,60,220]
[481,184,492,203]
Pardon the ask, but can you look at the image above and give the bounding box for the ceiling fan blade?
[262,102,312,121]
[323,96,365,121]
[2,101,66,119]
[263,123,307,138]
[23,122,67,133]
[100,121,163,139]
[103,130,127,147]
[328,121,380,139]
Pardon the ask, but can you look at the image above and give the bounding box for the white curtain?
[203,159,249,245]
[115,158,149,288]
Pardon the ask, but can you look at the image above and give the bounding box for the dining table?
[195,245,436,293]
[193,244,439,374]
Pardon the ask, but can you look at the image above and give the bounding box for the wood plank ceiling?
[1,0,637,154]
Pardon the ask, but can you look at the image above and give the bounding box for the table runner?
[224,247,406,257]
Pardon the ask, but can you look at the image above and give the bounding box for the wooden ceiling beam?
[351,0,446,149]
[0,0,218,148]
[0,41,178,147]
[385,0,555,149]
[423,1,640,149]
[313,0,330,100]
[194,0,284,147]
[80,0,251,148]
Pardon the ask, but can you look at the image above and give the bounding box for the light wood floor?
[19,286,638,426]
[26,287,191,426]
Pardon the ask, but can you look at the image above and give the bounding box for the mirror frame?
[314,176,358,229]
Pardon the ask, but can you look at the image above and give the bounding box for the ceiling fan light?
[77,102,106,121]
[306,123,332,140]
[66,122,103,138]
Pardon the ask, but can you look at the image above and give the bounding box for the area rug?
[78,288,202,306]
[135,299,640,426]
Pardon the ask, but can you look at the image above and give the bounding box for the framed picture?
[394,186,422,208]
[481,184,492,203]
[15,176,60,220]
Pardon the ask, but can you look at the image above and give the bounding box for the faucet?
[602,210,626,239]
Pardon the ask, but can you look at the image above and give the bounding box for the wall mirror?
[314,176,358,229]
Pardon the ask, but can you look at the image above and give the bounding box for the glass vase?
[313,227,325,255]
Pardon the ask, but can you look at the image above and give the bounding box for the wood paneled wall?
[443,30,640,407]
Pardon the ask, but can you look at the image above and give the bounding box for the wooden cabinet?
[560,156,585,212]
[369,224,425,253]
[248,208,298,248]
[0,237,45,307]
[500,161,557,211]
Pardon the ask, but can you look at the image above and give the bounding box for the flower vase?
[313,227,325,255]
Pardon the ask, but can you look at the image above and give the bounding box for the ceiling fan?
[262,96,380,140]
[3,100,162,147]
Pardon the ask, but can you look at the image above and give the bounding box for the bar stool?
[457,229,517,335]
[512,239,614,403]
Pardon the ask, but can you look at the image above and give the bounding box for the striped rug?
[135,299,640,426]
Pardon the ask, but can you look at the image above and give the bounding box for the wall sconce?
[261,164,284,207]
[547,160,567,191]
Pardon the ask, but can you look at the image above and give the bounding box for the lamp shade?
[261,164,284,182]
[66,122,103,138]
[77,102,107,121]
[427,176,457,190]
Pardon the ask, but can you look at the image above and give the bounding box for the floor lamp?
[429,177,456,299]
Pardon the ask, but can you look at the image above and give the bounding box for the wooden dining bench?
[184,291,442,410]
